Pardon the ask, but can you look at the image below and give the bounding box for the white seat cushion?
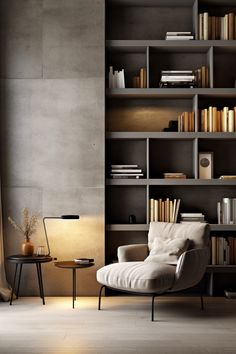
[97,262,176,294]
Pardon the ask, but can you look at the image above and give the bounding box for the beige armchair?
[97,222,210,321]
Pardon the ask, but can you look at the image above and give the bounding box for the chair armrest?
[170,247,210,292]
[117,244,149,262]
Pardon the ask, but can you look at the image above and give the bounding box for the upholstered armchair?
[97,222,210,321]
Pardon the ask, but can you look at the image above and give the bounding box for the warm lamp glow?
[43,215,80,256]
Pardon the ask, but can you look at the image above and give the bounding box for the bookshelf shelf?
[105,0,236,292]
[106,88,236,98]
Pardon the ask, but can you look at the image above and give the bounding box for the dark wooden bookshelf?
[105,0,236,295]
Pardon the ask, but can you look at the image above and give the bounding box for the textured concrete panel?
[43,0,105,78]
[1,78,104,188]
[4,186,104,296]
[0,0,43,78]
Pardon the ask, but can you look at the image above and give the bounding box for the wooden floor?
[0,296,236,354]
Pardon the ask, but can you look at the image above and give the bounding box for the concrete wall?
[0,0,105,296]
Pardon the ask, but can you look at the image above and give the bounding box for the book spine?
[222,107,228,132]
[212,107,217,132]
[211,237,217,265]
[154,199,158,222]
[229,13,234,40]
[199,14,203,40]
[208,106,213,132]
[203,12,209,40]
[228,110,234,132]
[150,198,154,222]
[217,201,222,224]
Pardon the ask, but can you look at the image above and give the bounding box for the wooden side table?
[7,255,52,305]
[54,261,94,308]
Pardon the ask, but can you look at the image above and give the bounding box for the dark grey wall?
[0,0,105,296]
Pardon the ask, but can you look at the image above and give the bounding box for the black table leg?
[37,263,45,305]
[72,268,76,309]
[10,263,18,305]
[16,264,23,299]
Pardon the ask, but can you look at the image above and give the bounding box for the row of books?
[178,111,195,132]
[180,212,206,224]
[149,198,180,223]
[132,67,147,88]
[108,66,125,88]
[165,31,194,40]
[195,66,209,88]
[211,237,236,265]
[159,70,197,88]
[163,173,186,179]
[200,106,236,132]
[198,12,236,40]
[110,164,144,179]
[217,198,236,225]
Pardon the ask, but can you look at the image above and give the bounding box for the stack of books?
[217,198,236,224]
[159,70,197,88]
[110,164,144,179]
[163,172,186,179]
[108,66,125,88]
[178,111,195,132]
[180,212,206,223]
[165,32,194,40]
[149,198,180,223]
[200,106,236,132]
[132,67,147,88]
[198,12,236,40]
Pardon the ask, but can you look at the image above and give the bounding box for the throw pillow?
[144,237,190,265]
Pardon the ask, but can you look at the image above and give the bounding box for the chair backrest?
[148,222,210,252]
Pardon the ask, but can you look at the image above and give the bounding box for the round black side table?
[7,255,52,305]
[54,261,94,308]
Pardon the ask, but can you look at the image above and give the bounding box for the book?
[111,169,142,173]
[74,258,94,264]
[180,213,204,217]
[111,173,143,178]
[111,165,138,168]
[219,175,236,179]
[203,12,209,40]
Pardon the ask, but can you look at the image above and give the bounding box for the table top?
[7,254,53,264]
[54,261,94,269]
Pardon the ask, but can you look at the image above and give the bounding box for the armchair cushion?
[96,261,176,294]
[144,237,190,265]
[118,244,149,262]
[148,222,209,252]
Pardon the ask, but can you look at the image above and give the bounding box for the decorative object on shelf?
[129,214,136,224]
[43,214,80,256]
[163,120,178,132]
[199,152,213,179]
[109,66,125,88]
[217,197,236,225]
[8,208,38,256]
[163,172,186,179]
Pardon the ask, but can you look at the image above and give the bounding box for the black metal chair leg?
[10,264,18,305]
[151,295,156,321]
[16,264,23,299]
[98,285,105,310]
[200,279,205,311]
